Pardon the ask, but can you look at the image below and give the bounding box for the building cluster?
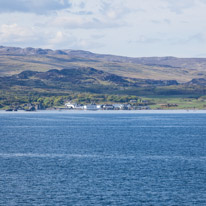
[65,102,150,110]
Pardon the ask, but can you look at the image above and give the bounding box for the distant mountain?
[1,46,206,83]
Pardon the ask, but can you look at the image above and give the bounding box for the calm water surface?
[0,112,206,205]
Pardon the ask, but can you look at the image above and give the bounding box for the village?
[64,100,151,110]
[5,97,191,111]
[4,99,152,111]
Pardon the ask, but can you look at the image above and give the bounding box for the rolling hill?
[1,46,206,83]
[1,46,206,109]
[0,67,180,95]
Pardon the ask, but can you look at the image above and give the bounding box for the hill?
[1,46,206,83]
[0,67,180,94]
[1,46,206,110]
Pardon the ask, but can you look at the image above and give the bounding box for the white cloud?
[0,0,71,14]
[52,0,131,29]
[171,33,205,45]
[0,23,50,48]
[45,30,104,50]
[53,15,124,29]
[161,0,196,14]
[49,31,64,44]
[0,24,35,42]
[0,0,206,57]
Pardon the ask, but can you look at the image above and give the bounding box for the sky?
[0,0,205,57]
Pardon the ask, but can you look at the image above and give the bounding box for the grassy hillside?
[1,66,206,109]
[1,46,206,110]
[1,46,206,83]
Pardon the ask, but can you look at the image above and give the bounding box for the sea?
[0,111,206,206]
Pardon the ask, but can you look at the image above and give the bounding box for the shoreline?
[1,109,206,114]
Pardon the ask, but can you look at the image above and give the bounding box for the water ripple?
[0,153,135,160]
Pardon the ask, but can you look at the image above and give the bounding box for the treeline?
[0,91,140,109]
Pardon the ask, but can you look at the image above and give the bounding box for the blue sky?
[0,0,205,57]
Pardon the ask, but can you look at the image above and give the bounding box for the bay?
[0,112,206,205]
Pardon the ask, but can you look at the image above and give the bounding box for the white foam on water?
[0,153,135,159]
[143,155,206,161]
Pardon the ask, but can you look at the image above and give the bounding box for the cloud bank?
[0,0,71,14]
[0,0,205,57]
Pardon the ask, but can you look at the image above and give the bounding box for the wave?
[0,153,135,160]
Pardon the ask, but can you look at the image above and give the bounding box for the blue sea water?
[0,111,206,206]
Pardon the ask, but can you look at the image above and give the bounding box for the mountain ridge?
[0,67,179,90]
[1,46,206,83]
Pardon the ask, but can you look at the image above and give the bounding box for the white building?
[65,102,83,109]
[127,104,132,110]
[102,104,114,110]
[113,104,131,110]
[113,104,123,110]
[96,105,103,109]
[83,103,98,110]
[65,102,76,109]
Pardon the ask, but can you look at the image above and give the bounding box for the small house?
[83,103,98,110]
[102,104,114,110]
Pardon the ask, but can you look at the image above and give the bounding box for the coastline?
[1,109,206,114]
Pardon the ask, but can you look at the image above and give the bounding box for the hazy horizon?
[1,44,206,59]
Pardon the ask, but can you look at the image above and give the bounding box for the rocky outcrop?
[186,78,206,86]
